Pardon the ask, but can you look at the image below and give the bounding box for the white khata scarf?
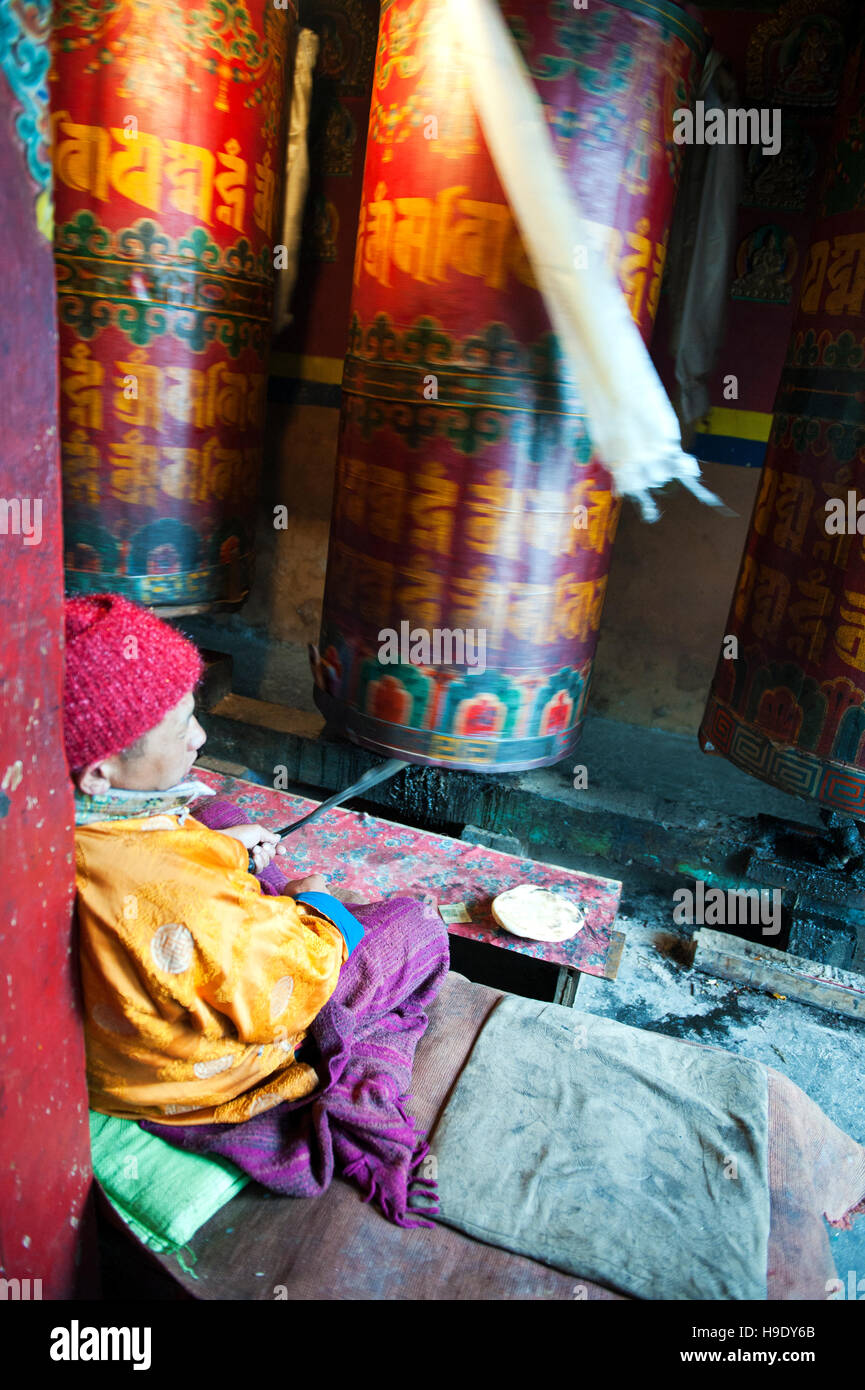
[451,0,727,521]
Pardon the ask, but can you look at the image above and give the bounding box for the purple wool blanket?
[142,796,451,1228]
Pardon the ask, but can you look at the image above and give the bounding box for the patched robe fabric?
[75,813,348,1123]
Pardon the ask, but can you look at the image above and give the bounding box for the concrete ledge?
[196,694,807,880]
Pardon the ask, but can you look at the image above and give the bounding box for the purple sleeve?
[189,797,292,897]
[189,796,248,831]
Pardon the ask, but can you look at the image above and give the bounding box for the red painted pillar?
[0,0,97,1298]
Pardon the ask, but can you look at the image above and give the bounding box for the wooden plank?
[604,930,627,982]
[692,928,865,1021]
[553,966,579,1008]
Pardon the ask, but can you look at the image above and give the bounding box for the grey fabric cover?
[430,996,770,1300]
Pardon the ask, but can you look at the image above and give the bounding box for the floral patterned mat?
[195,767,624,979]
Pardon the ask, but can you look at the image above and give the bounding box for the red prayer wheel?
[700,39,865,815]
[313,0,706,771]
[51,0,295,611]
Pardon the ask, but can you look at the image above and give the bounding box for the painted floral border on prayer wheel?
[699,39,865,816]
[51,0,295,610]
[312,0,706,771]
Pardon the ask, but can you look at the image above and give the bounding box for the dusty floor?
[572,897,865,1277]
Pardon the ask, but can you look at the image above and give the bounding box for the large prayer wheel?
[52,0,295,611]
[700,39,865,816]
[313,0,706,771]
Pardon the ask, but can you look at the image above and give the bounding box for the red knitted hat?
[63,593,204,773]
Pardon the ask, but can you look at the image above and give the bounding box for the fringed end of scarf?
[341,1124,441,1230]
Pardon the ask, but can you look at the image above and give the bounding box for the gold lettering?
[508,582,555,643]
[353,199,366,287]
[108,127,163,211]
[163,366,207,429]
[465,473,521,559]
[753,467,779,536]
[409,463,458,554]
[367,465,407,542]
[53,114,109,201]
[395,569,443,631]
[620,217,653,325]
[392,196,438,283]
[363,181,395,286]
[570,481,617,556]
[253,152,276,235]
[786,568,830,663]
[215,139,247,232]
[109,429,160,506]
[825,233,865,317]
[799,239,830,314]
[450,567,509,634]
[62,343,104,431]
[161,447,203,503]
[201,437,243,501]
[63,430,101,505]
[836,589,865,671]
[205,362,249,429]
[750,564,790,641]
[447,197,513,290]
[647,232,668,324]
[164,139,215,222]
[773,473,814,554]
[335,458,369,530]
[114,352,162,429]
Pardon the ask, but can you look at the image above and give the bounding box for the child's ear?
[76,761,112,796]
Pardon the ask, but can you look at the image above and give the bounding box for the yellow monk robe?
[75,813,348,1124]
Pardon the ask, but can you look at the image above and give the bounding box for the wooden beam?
[692,928,865,1021]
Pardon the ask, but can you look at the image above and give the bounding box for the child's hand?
[285,874,327,895]
[286,874,365,905]
[221,823,281,872]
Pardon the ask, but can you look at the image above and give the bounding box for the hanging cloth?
[665,48,743,446]
[451,0,727,521]
[273,27,320,333]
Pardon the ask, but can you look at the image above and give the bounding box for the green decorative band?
[344,313,587,415]
[340,390,594,459]
[770,411,865,465]
[314,685,582,773]
[56,212,273,279]
[55,292,269,356]
[786,330,865,374]
[55,212,273,354]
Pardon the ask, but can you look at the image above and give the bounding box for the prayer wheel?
[313,0,706,771]
[699,40,865,815]
[52,0,295,611]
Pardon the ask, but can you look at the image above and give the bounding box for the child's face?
[76,691,207,794]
